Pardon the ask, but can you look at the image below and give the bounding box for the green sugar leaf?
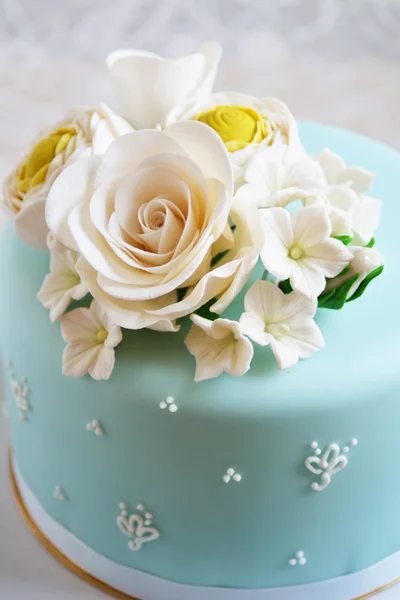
[318,273,360,310]
[365,237,376,248]
[333,235,353,246]
[279,279,293,294]
[347,265,384,302]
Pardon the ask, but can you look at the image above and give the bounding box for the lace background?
[1,0,400,184]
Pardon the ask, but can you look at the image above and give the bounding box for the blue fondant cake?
[1,42,398,600]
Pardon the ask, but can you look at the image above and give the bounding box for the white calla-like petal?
[107,41,222,129]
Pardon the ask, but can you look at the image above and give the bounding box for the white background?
[0,1,399,597]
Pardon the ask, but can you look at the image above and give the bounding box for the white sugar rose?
[46,121,263,332]
[1,104,132,251]
[107,41,222,129]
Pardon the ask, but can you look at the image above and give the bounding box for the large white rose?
[2,104,132,250]
[107,41,222,129]
[46,121,263,332]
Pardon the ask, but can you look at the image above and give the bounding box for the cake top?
[1,42,384,383]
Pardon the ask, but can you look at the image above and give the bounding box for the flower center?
[266,323,290,337]
[17,127,77,195]
[290,246,303,260]
[194,105,269,152]
[149,210,165,229]
[96,329,108,344]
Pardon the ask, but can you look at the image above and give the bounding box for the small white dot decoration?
[54,486,67,501]
[343,446,350,454]
[8,367,31,421]
[160,396,178,412]
[289,551,307,567]
[351,438,358,447]
[315,448,322,456]
[136,504,145,511]
[223,467,242,483]
[86,419,104,435]
[310,441,318,449]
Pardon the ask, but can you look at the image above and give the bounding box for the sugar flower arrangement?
[1,42,384,382]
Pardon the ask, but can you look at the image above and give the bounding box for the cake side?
[1,123,399,590]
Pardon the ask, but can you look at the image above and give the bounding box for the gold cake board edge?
[8,450,400,600]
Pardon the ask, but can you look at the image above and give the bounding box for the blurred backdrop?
[1,0,400,183]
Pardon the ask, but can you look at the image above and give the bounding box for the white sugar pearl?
[169,404,178,413]
[315,448,322,456]
[136,504,145,511]
[310,441,318,449]
[145,512,152,519]
[119,503,126,510]
[351,438,358,446]
[296,551,304,558]
[311,482,319,491]
[343,446,349,453]
[299,557,307,566]
[159,401,167,409]
[95,427,103,436]
[223,475,230,483]
[144,519,151,526]
[121,510,128,517]
[288,559,297,566]
[233,474,242,482]
[227,468,235,476]
[166,396,174,403]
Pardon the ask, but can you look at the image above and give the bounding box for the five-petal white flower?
[60,300,123,380]
[240,280,325,369]
[314,148,381,245]
[185,315,254,382]
[260,205,352,299]
[315,148,375,194]
[37,248,88,321]
[107,41,222,129]
[234,143,325,209]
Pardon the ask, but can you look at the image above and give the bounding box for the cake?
[1,41,398,600]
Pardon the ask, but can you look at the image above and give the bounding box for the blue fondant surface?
[1,123,400,589]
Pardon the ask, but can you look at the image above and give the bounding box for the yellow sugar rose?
[1,104,132,250]
[195,105,272,152]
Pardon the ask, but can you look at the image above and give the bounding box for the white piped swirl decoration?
[305,440,358,492]
[117,503,160,551]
